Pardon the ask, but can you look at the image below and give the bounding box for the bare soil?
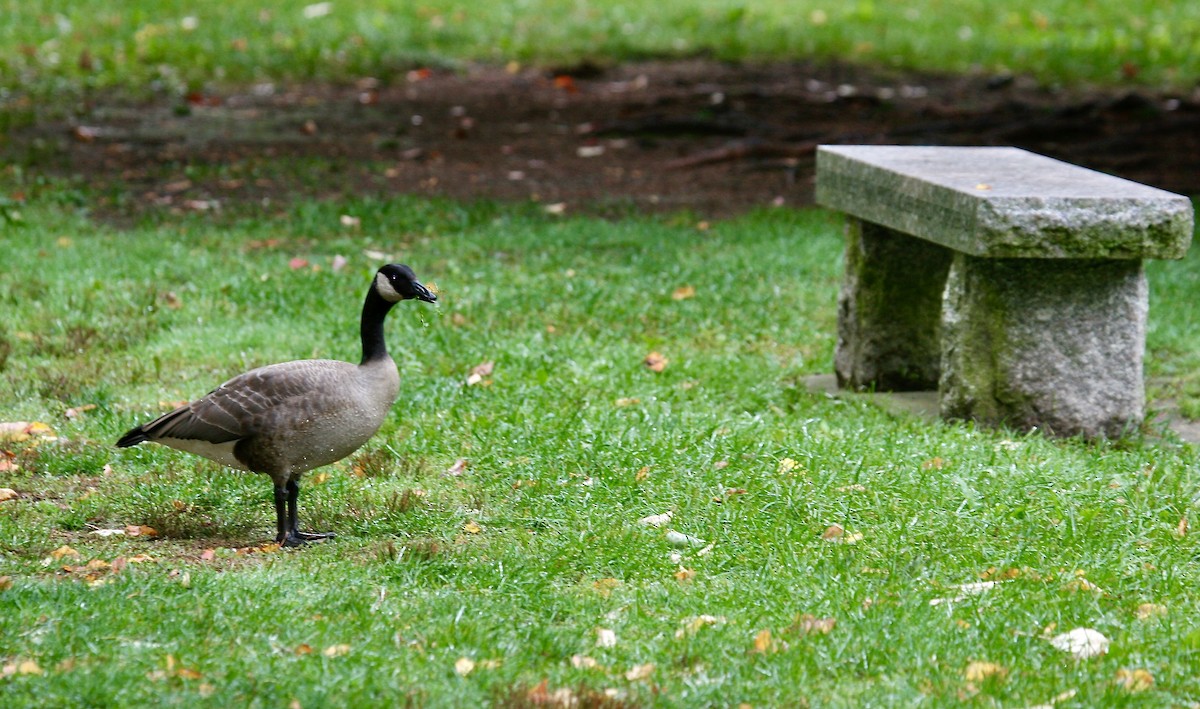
[6,60,1199,219]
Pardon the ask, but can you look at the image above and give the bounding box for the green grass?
[2,186,1200,706]
[2,0,1199,94]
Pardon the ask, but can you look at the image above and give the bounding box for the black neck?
[360,287,397,364]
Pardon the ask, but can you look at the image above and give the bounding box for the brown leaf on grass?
[635,466,650,483]
[110,557,127,573]
[625,663,655,681]
[288,257,310,270]
[593,578,622,597]
[125,525,158,538]
[1175,515,1188,538]
[1115,668,1154,692]
[0,487,18,501]
[0,576,12,591]
[1135,603,1166,620]
[467,361,495,386]
[964,661,1008,682]
[751,628,776,654]
[50,545,80,560]
[323,644,351,657]
[64,404,97,419]
[0,421,56,442]
[643,351,668,373]
[673,567,696,582]
[671,285,696,301]
[790,614,836,636]
[527,679,578,707]
[199,549,216,562]
[295,643,314,655]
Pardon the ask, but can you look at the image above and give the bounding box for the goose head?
[374,263,437,304]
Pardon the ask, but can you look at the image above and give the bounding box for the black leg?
[283,478,335,545]
[273,484,289,545]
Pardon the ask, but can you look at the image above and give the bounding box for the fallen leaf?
[0,421,56,442]
[463,520,482,534]
[929,580,1003,606]
[614,397,640,407]
[777,458,800,474]
[1115,668,1153,693]
[595,628,617,648]
[200,549,216,562]
[675,614,725,638]
[339,215,361,229]
[552,75,578,92]
[454,657,475,676]
[289,257,310,270]
[311,472,329,485]
[643,351,668,373]
[637,511,672,527]
[570,655,599,669]
[837,483,867,493]
[625,663,654,681]
[14,660,43,676]
[64,404,97,419]
[466,361,495,386]
[671,285,696,300]
[635,466,650,482]
[126,554,156,564]
[921,457,947,470]
[445,458,469,476]
[673,567,696,582]
[964,661,1008,682]
[0,576,12,591]
[1176,516,1188,538]
[0,458,17,473]
[751,628,776,654]
[821,524,844,540]
[593,578,621,597]
[1135,603,1166,620]
[0,488,18,502]
[543,202,567,215]
[125,525,159,538]
[323,644,351,657]
[50,545,80,560]
[1050,628,1110,659]
[295,643,314,655]
[791,614,836,635]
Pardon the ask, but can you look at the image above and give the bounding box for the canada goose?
[117,263,437,547]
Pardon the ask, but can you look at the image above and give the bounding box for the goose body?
[117,264,436,546]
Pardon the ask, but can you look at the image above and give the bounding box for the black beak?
[413,282,438,303]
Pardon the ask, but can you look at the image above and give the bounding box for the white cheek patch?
[375,272,403,302]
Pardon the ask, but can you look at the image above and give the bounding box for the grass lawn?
[2,0,1200,92]
[1,188,1199,706]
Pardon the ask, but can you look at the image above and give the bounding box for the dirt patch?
[4,60,1198,219]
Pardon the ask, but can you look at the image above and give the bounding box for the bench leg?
[939,254,1147,438]
[836,218,953,390]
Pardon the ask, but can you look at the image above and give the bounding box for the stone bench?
[815,145,1194,438]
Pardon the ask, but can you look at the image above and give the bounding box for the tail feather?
[116,426,149,448]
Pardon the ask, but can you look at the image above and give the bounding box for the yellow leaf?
[463,520,482,534]
[176,667,203,680]
[675,614,724,638]
[821,524,844,541]
[454,657,475,676]
[323,644,350,657]
[15,660,43,676]
[964,661,1008,682]
[1176,516,1188,537]
[625,663,655,681]
[671,285,696,301]
[126,554,156,564]
[674,567,696,582]
[777,458,799,474]
[295,643,314,655]
[752,628,775,654]
[50,545,80,560]
[593,578,622,597]
[920,457,946,470]
[614,397,640,407]
[1116,668,1154,692]
[1135,603,1167,620]
[634,466,650,483]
